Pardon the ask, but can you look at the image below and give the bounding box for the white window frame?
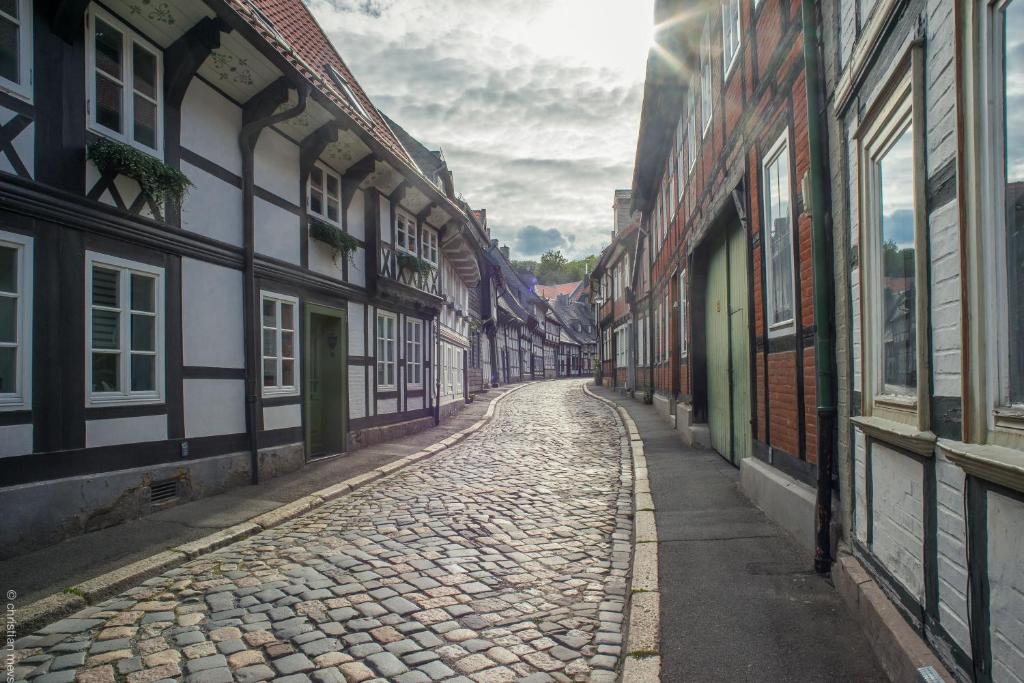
[676,117,686,200]
[395,210,418,255]
[421,227,439,266]
[722,0,742,79]
[687,88,697,172]
[856,46,928,428]
[327,64,372,122]
[664,293,670,362]
[0,230,31,409]
[0,0,32,101]
[680,271,688,356]
[85,6,164,157]
[375,309,396,390]
[406,318,423,388]
[260,291,299,397]
[762,131,797,335]
[308,161,342,226]
[701,16,713,136]
[86,252,165,406]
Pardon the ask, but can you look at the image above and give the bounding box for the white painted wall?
[263,403,301,431]
[348,365,366,419]
[347,189,365,240]
[181,79,242,175]
[348,303,365,356]
[180,162,243,246]
[86,414,168,448]
[379,195,391,243]
[988,491,1024,683]
[0,424,32,458]
[377,397,397,414]
[254,197,300,264]
[935,445,971,655]
[308,237,346,281]
[929,201,961,398]
[181,258,244,368]
[184,379,246,438]
[870,443,925,600]
[254,128,299,205]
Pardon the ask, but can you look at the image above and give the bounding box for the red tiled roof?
[231,0,414,167]
[535,281,583,301]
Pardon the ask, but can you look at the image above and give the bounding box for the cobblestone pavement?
[11,380,632,683]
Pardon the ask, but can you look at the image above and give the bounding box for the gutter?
[800,0,838,575]
[239,83,309,486]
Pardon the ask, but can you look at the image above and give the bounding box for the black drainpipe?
[239,85,309,485]
[800,0,838,574]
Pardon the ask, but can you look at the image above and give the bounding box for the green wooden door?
[705,233,731,458]
[727,222,751,464]
[305,306,347,459]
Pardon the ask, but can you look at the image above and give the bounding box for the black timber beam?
[165,17,232,107]
[299,122,341,182]
[47,0,90,43]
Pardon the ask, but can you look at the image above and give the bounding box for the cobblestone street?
[10,381,632,683]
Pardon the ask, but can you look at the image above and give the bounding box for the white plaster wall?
[855,428,868,543]
[254,198,300,264]
[347,189,365,240]
[935,445,971,655]
[184,379,246,438]
[0,423,32,457]
[348,303,365,356]
[379,195,391,243]
[925,0,957,177]
[0,107,33,178]
[180,162,243,246]
[407,395,424,411]
[254,128,299,205]
[262,403,301,431]
[181,258,244,368]
[181,80,242,175]
[348,366,366,419]
[988,490,1024,683]
[377,398,397,415]
[870,443,925,600]
[348,247,367,288]
[86,414,168,448]
[308,237,345,281]
[929,200,961,398]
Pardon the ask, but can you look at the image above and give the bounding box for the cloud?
[307,0,654,260]
[514,225,569,258]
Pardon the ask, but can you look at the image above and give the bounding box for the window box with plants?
[86,138,192,216]
[309,217,359,265]
[396,251,435,286]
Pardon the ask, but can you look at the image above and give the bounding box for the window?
[0,0,32,100]
[680,271,688,355]
[87,253,164,404]
[327,64,372,122]
[309,163,341,225]
[396,210,417,255]
[687,88,697,171]
[762,132,795,332]
[87,8,162,154]
[664,293,670,361]
[701,16,713,135]
[376,310,396,388]
[0,230,31,408]
[676,117,686,200]
[260,292,298,396]
[722,0,741,77]
[406,318,423,387]
[421,228,438,265]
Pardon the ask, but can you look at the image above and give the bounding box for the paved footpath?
[10,380,632,683]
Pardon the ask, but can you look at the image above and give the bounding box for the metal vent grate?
[149,479,178,504]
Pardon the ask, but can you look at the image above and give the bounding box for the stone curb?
[833,552,955,683]
[582,383,662,683]
[17,382,535,635]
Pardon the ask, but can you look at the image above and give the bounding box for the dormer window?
[86,8,162,155]
[327,64,372,122]
[308,163,341,225]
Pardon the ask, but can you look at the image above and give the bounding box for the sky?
[307,0,656,261]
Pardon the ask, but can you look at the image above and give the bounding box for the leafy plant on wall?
[309,218,360,265]
[87,138,193,207]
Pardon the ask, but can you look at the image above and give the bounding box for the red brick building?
[632,0,834,552]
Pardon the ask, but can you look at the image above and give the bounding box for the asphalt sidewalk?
[592,385,886,682]
[2,386,515,606]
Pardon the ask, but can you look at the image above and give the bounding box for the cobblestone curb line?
[18,382,536,635]
[582,383,661,683]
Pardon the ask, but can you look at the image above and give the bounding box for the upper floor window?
[676,117,686,200]
[309,163,341,225]
[687,88,697,171]
[261,292,298,396]
[722,0,742,77]
[679,270,688,356]
[762,131,795,333]
[421,228,438,265]
[87,253,164,404]
[396,210,417,255]
[0,0,32,100]
[87,8,163,155]
[0,229,31,409]
[700,16,713,135]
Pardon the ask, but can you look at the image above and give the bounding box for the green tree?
[536,250,569,284]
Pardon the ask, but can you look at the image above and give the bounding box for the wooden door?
[727,222,752,464]
[705,232,731,458]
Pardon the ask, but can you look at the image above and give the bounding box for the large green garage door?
[704,222,751,465]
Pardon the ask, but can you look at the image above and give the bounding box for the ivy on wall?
[87,138,193,206]
[309,218,360,263]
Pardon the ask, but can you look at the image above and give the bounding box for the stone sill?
[851,415,936,456]
[938,439,1024,494]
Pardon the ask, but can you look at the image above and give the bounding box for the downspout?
[239,85,308,485]
[800,0,838,574]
